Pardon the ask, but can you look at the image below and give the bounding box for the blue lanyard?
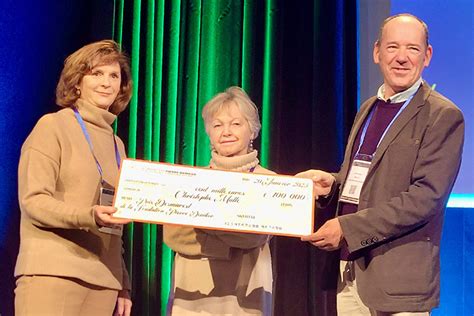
[356,94,414,156]
[73,108,121,183]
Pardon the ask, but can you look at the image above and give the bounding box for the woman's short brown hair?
[55,40,132,115]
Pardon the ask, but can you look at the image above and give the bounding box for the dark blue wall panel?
[0,1,112,314]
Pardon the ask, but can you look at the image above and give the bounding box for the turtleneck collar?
[74,98,117,132]
[210,150,259,172]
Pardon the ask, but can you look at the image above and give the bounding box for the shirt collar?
[377,77,423,103]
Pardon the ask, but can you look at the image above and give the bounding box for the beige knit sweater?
[15,98,130,290]
[164,151,274,315]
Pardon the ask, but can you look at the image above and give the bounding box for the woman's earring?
[249,139,254,152]
[76,89,81,96]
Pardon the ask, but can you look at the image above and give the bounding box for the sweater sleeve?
[121,255,131,290]
[18,115,97,230]
[164,225,232,258]
[205,165,272,248]
[202,230,269,249]
[163,165,274,257]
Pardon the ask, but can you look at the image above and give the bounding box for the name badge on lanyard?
[98,182,123,236]
[73,108,123,236]
[338,90,416,205]
[339,154,372,205]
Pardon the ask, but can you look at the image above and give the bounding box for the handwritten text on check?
[113,159,314,237]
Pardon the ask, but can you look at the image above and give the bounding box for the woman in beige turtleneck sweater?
[164,87,274,315]
[15,40,132,316]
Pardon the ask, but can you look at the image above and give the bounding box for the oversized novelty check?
[113,159,314,237]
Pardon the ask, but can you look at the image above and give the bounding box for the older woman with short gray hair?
[164,86,274,315]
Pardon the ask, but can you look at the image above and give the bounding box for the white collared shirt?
[377,77,423,103]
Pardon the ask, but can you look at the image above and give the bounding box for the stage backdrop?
[112,1,357,315]
[0,0,115,314]
[1,0,472,316]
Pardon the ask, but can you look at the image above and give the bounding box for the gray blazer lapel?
[369,84,431,172]
[339,96,377,181]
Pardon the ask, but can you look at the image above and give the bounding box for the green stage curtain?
[113,1,357,315]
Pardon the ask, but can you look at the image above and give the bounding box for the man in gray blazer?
[297,13,464,315]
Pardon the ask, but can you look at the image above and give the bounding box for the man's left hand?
[301,218,344,251]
